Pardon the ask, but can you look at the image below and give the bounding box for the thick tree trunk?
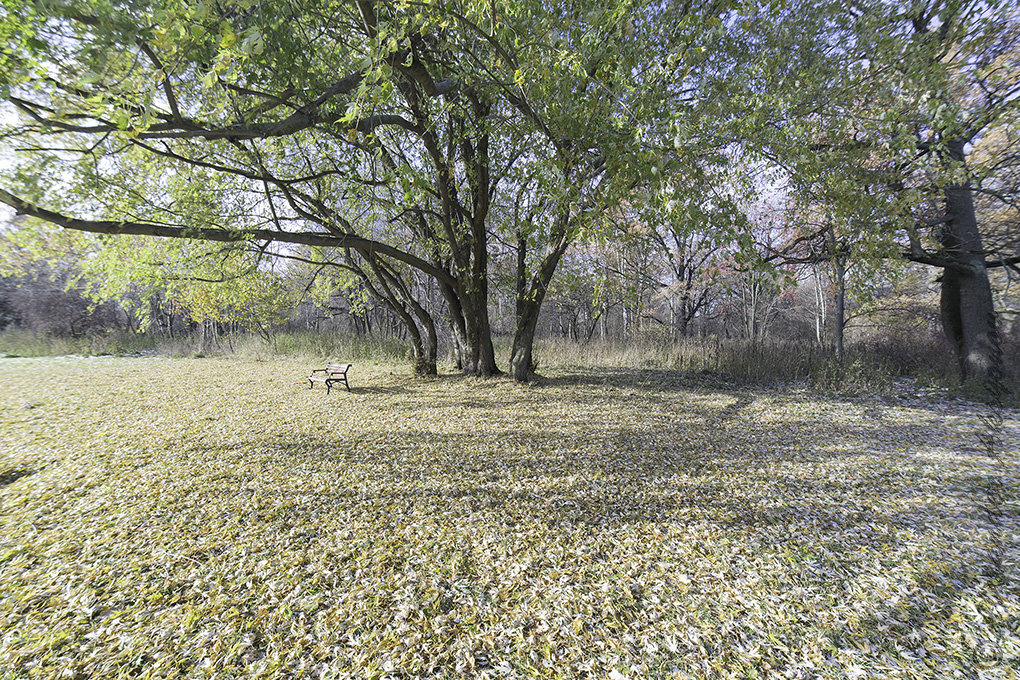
[939,142,1002,386]
[438,268,499,377]
[510,300,541,381]
[445,290,499,376]
[455,300,499,376]
[472,290,499,377]
[510,235,569,382]
[466,331,499,376]
[939,253,999,385]
[440,281,467,371]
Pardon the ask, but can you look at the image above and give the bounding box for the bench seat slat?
[308,361,352,393]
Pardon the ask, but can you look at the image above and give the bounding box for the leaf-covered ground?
[0,356,1018,679]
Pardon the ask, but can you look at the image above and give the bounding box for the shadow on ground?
[0,468,34,487]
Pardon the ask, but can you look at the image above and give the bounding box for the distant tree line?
[3,205,1016,366]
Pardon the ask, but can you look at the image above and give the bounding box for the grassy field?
[0,356,1018,679]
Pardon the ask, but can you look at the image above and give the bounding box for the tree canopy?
[1,0,749,379]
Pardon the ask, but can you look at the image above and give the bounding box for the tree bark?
[938,141,1002,386]
[510,300,541,381]
[510,227,570,382]
[833,255,846,363]
[441,279,499,377]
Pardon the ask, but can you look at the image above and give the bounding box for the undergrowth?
[2,328,1015,403]
[0,328,158,357]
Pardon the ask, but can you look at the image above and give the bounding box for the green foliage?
[3,0,1014,380]
[738,0,1018,262]
[0,0,742,362]
[0,218,100,280]
[307,263,370,318]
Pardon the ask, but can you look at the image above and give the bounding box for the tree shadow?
[347,385,409,395]
[531,366,1003,418]
[143,405,1018,674]
[225,411,1017,530]
[175,365,1018,572]
[535,367,708,392]
[716,393,755,421]
[0,468,34,487]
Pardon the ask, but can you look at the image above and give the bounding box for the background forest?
[1,217,1018,393]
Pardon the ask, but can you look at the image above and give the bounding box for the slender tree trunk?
[355,253,437,377]
[813,264,826,347]
[380,299,427,375]
[516,231,527,320]
[833,255,846,363]
[400,294,438,376]
[421,314,438,375]
[451,330,464,371]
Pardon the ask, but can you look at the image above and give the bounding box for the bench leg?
[325,381,331,395]
[344,376,350,392]
[309,379,314,389]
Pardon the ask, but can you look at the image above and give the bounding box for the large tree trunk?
[510,300,541,381]
[453,293,499,376]
[509,233,570,382]
[442,280,500,377]
[939,141,1002,387]
[471,288,499,377]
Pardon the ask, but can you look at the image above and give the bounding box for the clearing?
[0,356,1018,679]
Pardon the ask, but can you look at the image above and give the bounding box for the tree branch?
[0,189,457,287]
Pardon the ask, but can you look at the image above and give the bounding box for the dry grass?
[0,356,1018,679]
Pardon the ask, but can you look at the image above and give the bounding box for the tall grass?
[3,326,1015,401]
[0,328,412,363]
[0,328,158,357]
[133,330,412,363]
[531,334,1018,399]
[242,330,412,363]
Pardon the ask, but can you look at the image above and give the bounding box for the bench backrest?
[325,362,351,374]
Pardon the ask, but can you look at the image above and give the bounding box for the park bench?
[308,362,352,394]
